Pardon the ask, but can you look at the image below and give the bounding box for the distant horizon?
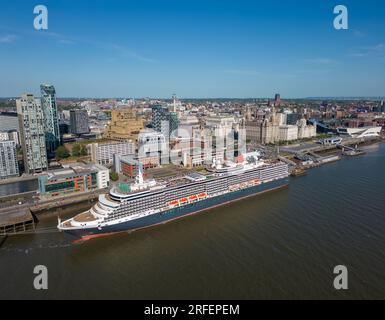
[1,96,385,101]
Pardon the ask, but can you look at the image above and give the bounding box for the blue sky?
[0,0,385,98]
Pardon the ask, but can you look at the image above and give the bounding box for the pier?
[0,208,35,236]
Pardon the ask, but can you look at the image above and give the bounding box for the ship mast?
[135,162,144,185]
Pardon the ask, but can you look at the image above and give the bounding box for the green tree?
[72,143,81,157]
[56,146,70,160]
[110,172,119,181]
[80,145,88,156]
[72,143,88,157]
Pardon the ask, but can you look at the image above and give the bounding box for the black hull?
[64,178,289,240]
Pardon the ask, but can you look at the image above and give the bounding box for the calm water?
[0,179,37,197]
[1,143,385,299]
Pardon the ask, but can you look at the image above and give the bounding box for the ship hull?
[64,177,289,240]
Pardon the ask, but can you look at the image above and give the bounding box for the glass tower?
[41,84,60,154]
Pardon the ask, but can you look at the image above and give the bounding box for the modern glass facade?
[151,105,179,137]
[38,171,98,198]
[40,84,61,154]
[70,110,90,135]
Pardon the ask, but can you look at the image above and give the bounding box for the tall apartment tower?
[41,84,61,154]
[16,94,48,174]
[70,109,90,135]
[0,140,19,179]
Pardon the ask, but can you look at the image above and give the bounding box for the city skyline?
[1,0,385,98]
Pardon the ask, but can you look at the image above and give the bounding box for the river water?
[0,179,37,197]
[1,143,385,299]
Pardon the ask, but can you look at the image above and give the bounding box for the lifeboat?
[168,200,179,207]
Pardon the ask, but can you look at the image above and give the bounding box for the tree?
[110,172,119,181]
[56,146,70,160]
[80,145,88,156]
[72,143,88,157]
[72,143,81,157]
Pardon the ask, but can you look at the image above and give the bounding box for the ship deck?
[73,211,97,223]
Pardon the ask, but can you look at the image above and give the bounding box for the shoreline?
[1,138,384,230]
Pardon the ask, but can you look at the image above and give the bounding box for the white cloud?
[0,34,17,43]
[304,58,337,65]
[353,30,366,38]
[224,69,261,76]
[349,53,367,58]
[58,39,76,45]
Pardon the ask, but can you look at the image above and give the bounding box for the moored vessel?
[58,152,289,240]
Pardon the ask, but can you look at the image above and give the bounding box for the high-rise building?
[0,140,19,179]
[151,105,179,138]
[16,94,48,173]
[0,112,19,132]
[41,84,61,154]
[70,109,90,135]
[0,130,19,145]
[274,93,281,106]
[103,109,143,141]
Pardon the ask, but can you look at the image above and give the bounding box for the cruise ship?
[58,153,289,240]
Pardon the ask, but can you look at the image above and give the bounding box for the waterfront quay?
[0,136,383,236]
[278,136,382,175]
[0,208,35,235]
[0,188,105,235]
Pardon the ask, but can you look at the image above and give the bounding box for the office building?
[297,118,317,139]
[38,163,109,198]
[0,112,19,132]
[286,113,299,125]
[41,84,61,153]
[114,154,159,178]
[151,105,179,138]
[70,109,90,135]
[103,109,143,141]
[0,130,19,145]
[88,141,136,165]
[16,94,48,174]
[0,140,19,179]
[246,110,316,144]
[137,129,167,163]
[279,125,298,141]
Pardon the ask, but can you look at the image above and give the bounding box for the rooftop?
[43,163,108,180]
